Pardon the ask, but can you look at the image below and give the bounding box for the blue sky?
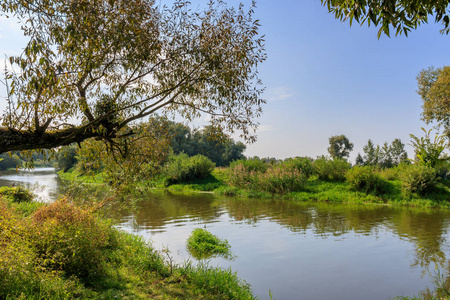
[1,1,450,162]
[245,1,450,161]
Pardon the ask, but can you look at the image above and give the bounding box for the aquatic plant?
[187,228,232,259]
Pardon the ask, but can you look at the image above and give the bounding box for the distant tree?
[390,139,409,166]
[417,66,450,140]
[362,140,380,166]
[55,144,78,172]
[321,0,450,37]
[379,142,394,168]
[0,152,20,170]
[355,153,364,166]
[328,135,354,160]
[168,122,246,167]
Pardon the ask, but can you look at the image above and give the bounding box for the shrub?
[257,165,307,194]
[0,186,34,203]
[283,157,315,178]
[164,153,215,184]
[29,199,112,281]
[313,156,350,181]
[346,166,387,195]
[187,228,232,259]
[227,163,257,189]
[398,164,437,195]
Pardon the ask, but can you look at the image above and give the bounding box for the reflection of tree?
[391,209,448,270]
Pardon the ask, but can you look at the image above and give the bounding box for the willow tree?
[321,0,450,37]
[0,0,266,154]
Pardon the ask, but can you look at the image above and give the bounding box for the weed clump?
[0,186,34,203]
[187,228,232,259]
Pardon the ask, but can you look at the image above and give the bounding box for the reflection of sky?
[114,201,450,300]
[0,168,60,202]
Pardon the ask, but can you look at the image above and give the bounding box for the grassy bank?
[58,159,450,209]
[0,187,255,300]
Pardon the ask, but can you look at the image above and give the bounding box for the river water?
[2,168,450,299]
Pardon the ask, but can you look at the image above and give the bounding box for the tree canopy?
[0,0,266,154]
[417,66,450,139]
[327,134,353,160]
[321,0,450,37]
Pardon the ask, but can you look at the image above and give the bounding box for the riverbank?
[0,187,256,299]
[58,167,450,209]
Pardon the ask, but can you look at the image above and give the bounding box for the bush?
[164,153,215,184]
[398,164,437,195]
[187,228,232,259]
[313,156,350,181]
[283,157,315,178]
[29,199,112,281]
[0,186,34,203]
[257,165,307,194]
[346,166,387,195]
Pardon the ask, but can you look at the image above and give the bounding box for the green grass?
[187,228,232,259]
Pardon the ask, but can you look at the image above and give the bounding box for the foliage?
[409,128,449,168]
[169,122,246,167]
[321,0,450,37]
[328,134,353,160]
[346,166,387,195]
[283,156,315,178]
[256,165,307,194]
[362,139,380,166]
[0,186,34,203]
[164,153,215,185]
[227,159,308,194]
[417,66,450,139]
[230,157,268,173]
[0,0,266,154]
[358,138,409,168]
[0,152,20,170]
[74,118,172,189]
[29,198,112,281]
[54,144,78,172]
[398,164,437,195]
[313,156,350,181]
[187,228,232,259]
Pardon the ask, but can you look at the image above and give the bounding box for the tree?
[362,139,380,166]
[379,142,393,168]
[417,66,450,140]
[327,134,354,160]
[0,0,266,154]
[390,138,409,166]
[321,0,450,37]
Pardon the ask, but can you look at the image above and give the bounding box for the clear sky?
[1,1,450,162]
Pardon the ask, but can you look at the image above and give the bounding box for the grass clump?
[187,228,232,259]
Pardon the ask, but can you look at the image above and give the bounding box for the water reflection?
[0,168,61,202]
[108,191,450,300]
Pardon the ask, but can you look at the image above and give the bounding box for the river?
[2,168,450,299]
